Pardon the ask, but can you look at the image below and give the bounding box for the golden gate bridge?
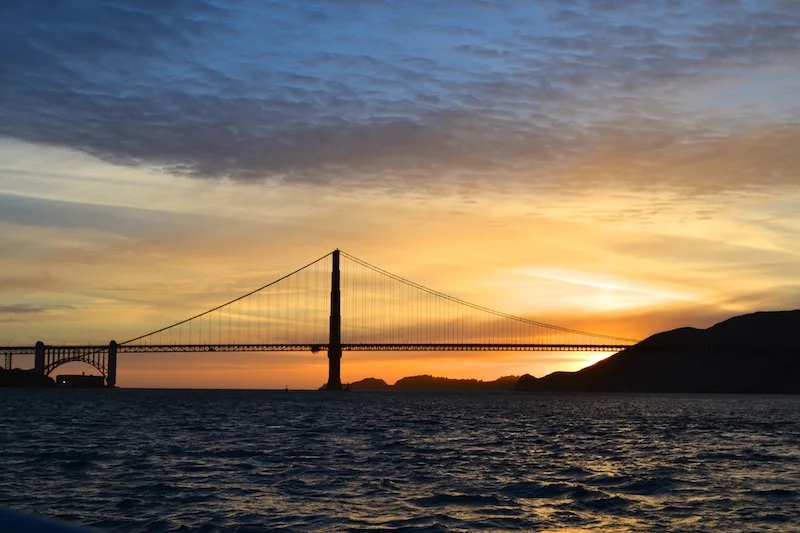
[0,250,637,389]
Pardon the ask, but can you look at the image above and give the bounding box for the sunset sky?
[1,0,798,388]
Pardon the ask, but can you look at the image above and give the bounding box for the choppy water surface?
[1,390,798,532]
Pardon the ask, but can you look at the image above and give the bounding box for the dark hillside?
[515,310,800,393]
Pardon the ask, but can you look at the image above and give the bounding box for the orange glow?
[1,141,798,388]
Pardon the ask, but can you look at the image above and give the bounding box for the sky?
[1,0,799,388]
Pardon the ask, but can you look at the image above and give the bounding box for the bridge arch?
[44,356,108,383]
[37,342,118,387]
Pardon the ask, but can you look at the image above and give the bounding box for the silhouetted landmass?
[350,375,518,391]
[515,310,800,393]
[56,374,106,388]
[0,368,55,388]
[396,375,519,391]
[349,377,392,390]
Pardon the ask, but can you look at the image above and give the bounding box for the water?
[1,390,798,532]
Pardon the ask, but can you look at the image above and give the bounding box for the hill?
[348,377,392,390]
[350,375,518,391]
[515,310,800,393]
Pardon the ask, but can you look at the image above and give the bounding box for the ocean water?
[0,390,798,532]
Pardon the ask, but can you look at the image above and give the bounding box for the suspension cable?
[340,250,637,344]
[121,251,333,345]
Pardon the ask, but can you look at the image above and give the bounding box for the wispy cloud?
[0,303,73,315]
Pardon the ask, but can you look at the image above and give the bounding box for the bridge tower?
[34,341,45,377]
[107,341,117,388]
[325,249,342,391]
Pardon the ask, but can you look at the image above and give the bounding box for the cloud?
[0,0,797,193]
[0,303,73,316]
[0,191,240,239]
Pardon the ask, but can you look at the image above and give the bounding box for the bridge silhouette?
[1,250,637,389]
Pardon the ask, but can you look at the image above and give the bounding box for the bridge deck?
[1,343,631,354]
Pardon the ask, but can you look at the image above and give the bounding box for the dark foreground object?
[516,310,800,393]
[0,508,93,533]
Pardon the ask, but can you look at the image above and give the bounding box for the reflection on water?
[0,389,798,532]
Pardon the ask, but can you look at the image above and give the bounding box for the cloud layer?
[1,0,798,192]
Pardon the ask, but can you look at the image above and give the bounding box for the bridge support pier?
[107,341,117,388]
[325,249,343,391]
[327,348,342,391]
[34,341,45,377]
[4,352,11,371]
